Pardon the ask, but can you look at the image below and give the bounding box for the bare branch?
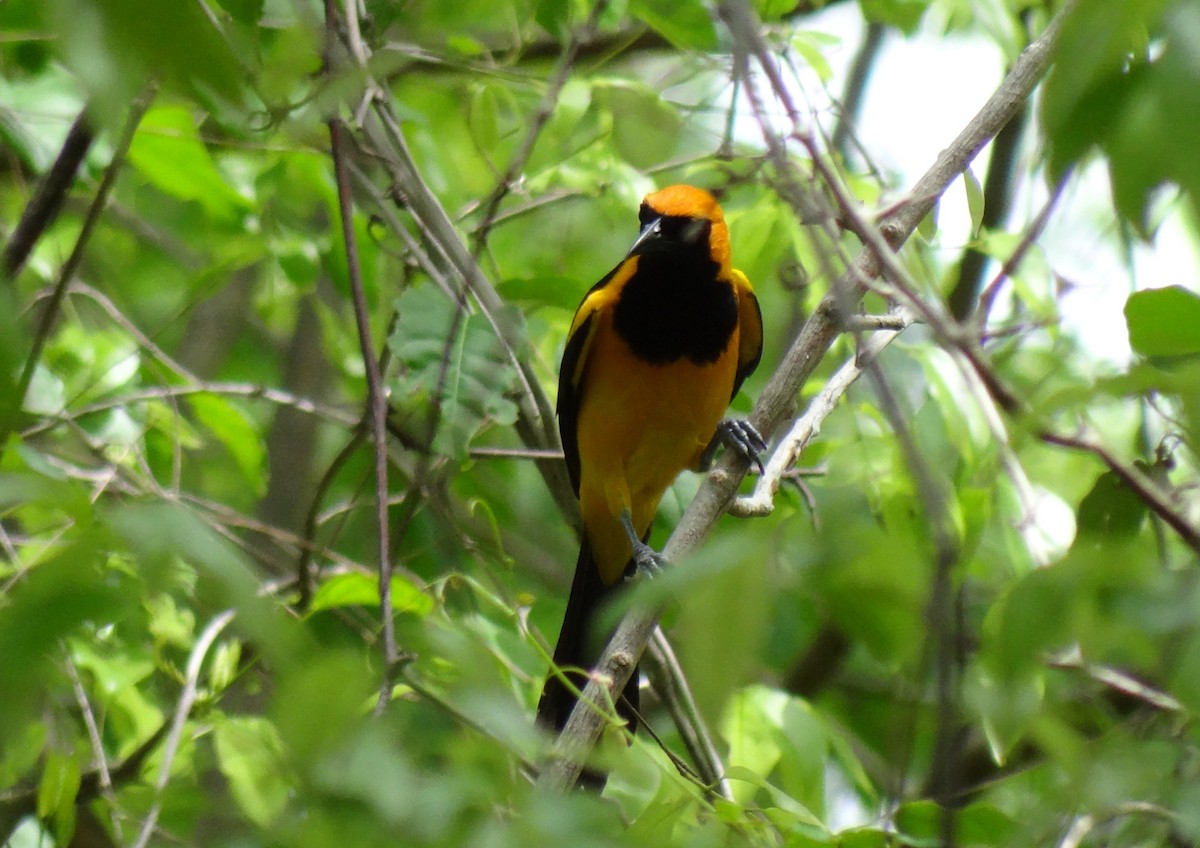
[472,1,609,250]
[131,609,235,848]
[643,631,733,800]
[2,108,95,279]
[329,112,399,701]
[731,310,912,518]
[1,90,153,445]
[1041,428,1200,555]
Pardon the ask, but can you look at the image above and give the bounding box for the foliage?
[1,0,1199,846]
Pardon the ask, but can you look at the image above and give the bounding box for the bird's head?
[628,184,732,276]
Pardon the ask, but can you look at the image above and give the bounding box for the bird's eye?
[658,216,686,239]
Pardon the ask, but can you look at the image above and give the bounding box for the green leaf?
[723,687,786,800]
[0,540,127,735]
[23,364,66,416]
[128,106,250,223]
[591,79,684,169]
[49,0,246,122]
[213,0,264,25]
[1040,0,1200,229]
[970,666,1042,765]
[1074,469,1149,540]
[957,802,1017,846]
[895,800,942,844]
[145,593,197,648]
[984,566,1074,681]
[309,571,433,617]
[722,685,826,812]
[387,285,522,459]
[917,202,938,240]
[467,82,522,157]
[534,0,577,41]
[68,637,155,697]
[214,715,290,826]
[838,831,888,848]
[187,394,266,494]
[757,0,800,22]
[36,749,80,844]
[963,168,985,237]
[1125,285,1200,358]
[105,501,292,658]
[858,0,931,34]
[628,0,718,50]
[790,30,839,84]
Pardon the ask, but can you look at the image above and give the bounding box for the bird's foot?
[630,540,667,578]
[715,418,767,473]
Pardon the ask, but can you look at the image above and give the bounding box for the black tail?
[537,538,640,744]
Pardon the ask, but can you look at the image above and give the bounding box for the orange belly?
[575,310,738,585]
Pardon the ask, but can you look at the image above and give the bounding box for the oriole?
[538,184,764,742]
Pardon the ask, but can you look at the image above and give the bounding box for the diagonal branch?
[131,609,235,848]
[472,1,609,251]
[2,108,96,280]
[1,91,153,445]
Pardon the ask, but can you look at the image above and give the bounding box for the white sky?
[796,3,1200,366]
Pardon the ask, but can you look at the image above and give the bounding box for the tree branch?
[131,609,235,848]
[327,0,397,701]
[472,0,608,251]
[1,91,152,445]
[2,109,95,280]
[329,110,397,702]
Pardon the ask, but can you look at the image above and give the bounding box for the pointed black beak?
[627,216,662,257]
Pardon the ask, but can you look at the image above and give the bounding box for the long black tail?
[537,538,640,737]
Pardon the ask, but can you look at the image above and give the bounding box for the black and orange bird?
[538,184,765,741]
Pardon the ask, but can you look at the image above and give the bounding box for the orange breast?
[575,307,739,585]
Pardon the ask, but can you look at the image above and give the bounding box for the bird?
[537,184,765,758]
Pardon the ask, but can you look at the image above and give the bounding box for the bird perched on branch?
[537,184,765,766]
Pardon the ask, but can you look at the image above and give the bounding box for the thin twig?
[326,0,402,705]
[329,115,398,697]
[643,631,733,801]
[64,654,124,840]
[1,90,153,444]
[1041,429,1200,554]
[731,311,913,518]
[131,609,235,848]
[21,380,358,440]
[974,168,1071,330]
[358,98,578,527]
[472,0,608,251]
[296,429,366,609]
[0,723,170,846]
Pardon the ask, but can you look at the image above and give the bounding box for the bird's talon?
[719,419,766,473]
[628,539,667,580]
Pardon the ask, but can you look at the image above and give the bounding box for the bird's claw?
[630,543,667,578]
[718,419,767,473]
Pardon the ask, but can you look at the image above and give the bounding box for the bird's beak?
[627,216,662,257]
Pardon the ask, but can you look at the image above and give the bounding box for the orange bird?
[538,184,764,744]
